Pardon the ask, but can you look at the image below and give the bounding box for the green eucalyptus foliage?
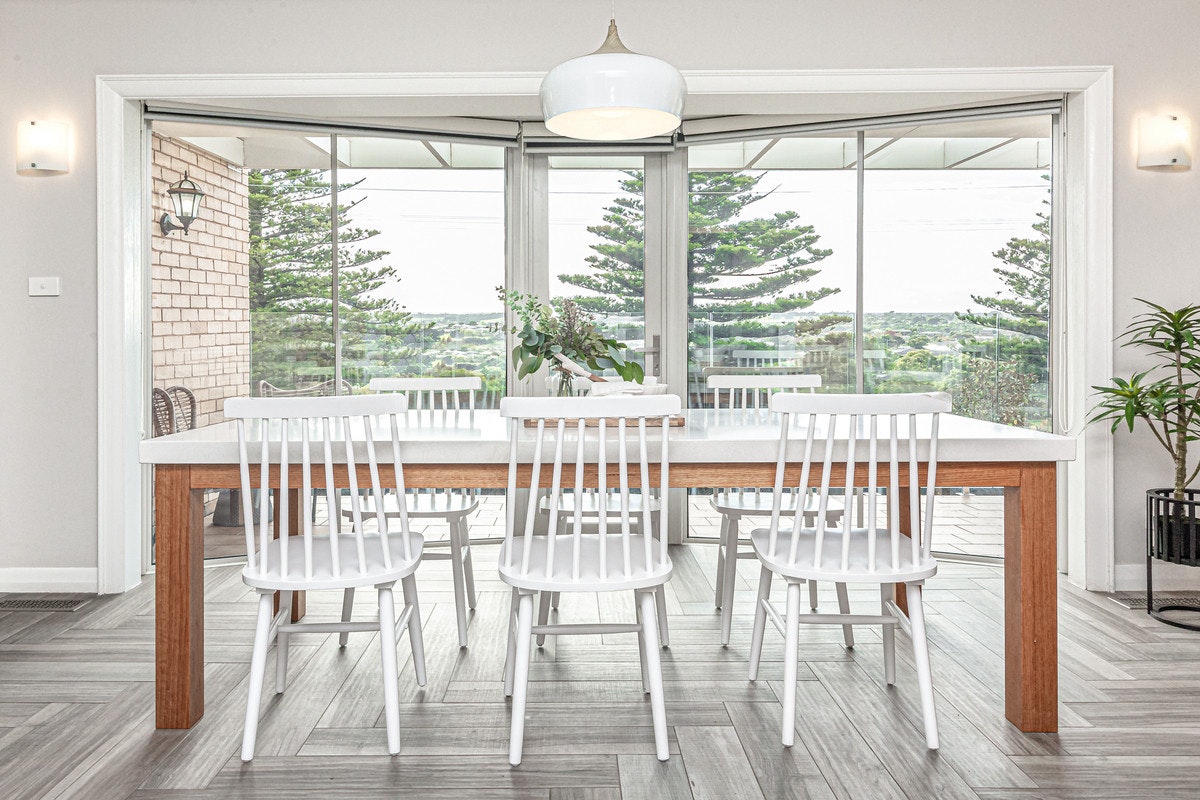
[1089,299,1200,498]
[498,288,644,383]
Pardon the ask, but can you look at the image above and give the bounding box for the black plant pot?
[1146,488,1200,630]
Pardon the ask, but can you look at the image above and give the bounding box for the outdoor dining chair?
[707,373,851,646]
[334,376,483,647]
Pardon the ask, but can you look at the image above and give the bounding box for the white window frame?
[97,68,1113,593]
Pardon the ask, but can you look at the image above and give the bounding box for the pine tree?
[958,182,1050,340]
[556,171,839,322]
[248,169,433,389]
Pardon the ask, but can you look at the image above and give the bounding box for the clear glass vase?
[545,369,576,397]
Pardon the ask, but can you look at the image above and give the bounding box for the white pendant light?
[540,17,686,141]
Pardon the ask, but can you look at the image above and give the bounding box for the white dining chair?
[536,463,668,647]
[500,394,680,765]
[708,373,850,646]
[336,377,482,648]
[747,391,950,750]
[227,394,427,761]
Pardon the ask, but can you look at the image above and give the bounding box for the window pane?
[338,150,506,406]
[248,167,335,394]
[863,116,1053,431]
[686,145,859,407]
[548,158,647,380]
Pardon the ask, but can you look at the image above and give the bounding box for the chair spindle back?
[369,376,481,412]
[764,392,950,572]
[225,394,414,581]
[500,395,680,582]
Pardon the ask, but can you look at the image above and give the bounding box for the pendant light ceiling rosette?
[540,18,686,141]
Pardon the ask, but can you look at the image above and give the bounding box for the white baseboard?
[1115,561,1200,592]
[0,568,99,593]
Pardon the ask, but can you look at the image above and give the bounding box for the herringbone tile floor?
[3,540,1200,799]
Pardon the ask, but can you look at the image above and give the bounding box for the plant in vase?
[1089,299,1200,626]
[498,288,644,395]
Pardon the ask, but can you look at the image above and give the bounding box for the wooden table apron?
[153,458,1057,735]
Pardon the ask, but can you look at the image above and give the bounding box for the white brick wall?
[150,134,250,428]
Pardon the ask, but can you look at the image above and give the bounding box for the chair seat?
[540,493,661,515]
[499,534,672,592]
[340,491,479,519]
[710,491,844,522]
[750,526,936,583]
[242,532,424,591]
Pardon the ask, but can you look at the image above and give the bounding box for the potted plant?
[498,288,644,394]
[1090,299,1200,626]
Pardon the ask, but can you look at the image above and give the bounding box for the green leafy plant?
[497,288,644,383]
[1089,299,1200,498]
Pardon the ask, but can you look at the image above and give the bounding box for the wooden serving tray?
[524,416,685,428]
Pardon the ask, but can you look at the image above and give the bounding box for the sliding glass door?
[547,155,648,376]
[676,112,1056,557]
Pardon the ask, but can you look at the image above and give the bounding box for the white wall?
[2,0,1197,589]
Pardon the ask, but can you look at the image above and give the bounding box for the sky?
[338,166,1048,317]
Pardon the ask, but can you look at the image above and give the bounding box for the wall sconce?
[1138,115,1192,168]
[159,171,205,235]
[16,120,69,175]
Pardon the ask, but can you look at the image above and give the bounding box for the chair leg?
[714,524,727,609]
[401,574,426,687]
[747,566,773,681]
[460,520,477,611]
[654,585,670,648]
[881,584,896,685]
[635,592,650,693]
[550,592,560,610]
[509,591,535,766]
[638,589,669,762]
[377,585,401,755]
[835,581,855,649]
[275,591,292,693]
[807,579,819,611]
[907,582,939,749]
[535,591,552,647]
[241,591,274,762]
[338,587,355,647]
[781,580,802,747]
[720,516,739,646]
[448,519,469,648]
[503,588,519,697]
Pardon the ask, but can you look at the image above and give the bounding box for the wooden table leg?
[895,487,912,614]
[272,488,306,622]
[1004,462,1058,732]
[155,465,205,729]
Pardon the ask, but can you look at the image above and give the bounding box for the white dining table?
[141,407,1075,736]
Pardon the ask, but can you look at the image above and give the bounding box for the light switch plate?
[28,277,61,296]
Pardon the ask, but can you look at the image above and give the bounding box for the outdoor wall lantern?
[540,16,686,141]
[159,171,205,235]
[16,120,70,175]
[1137,114,1192,169]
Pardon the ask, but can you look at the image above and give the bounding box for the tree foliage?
[949,357,1037,427]
[248,169,432,388]
[958,178,1050,340]
[556,171,839,323]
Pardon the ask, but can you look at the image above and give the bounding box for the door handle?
[640,334,661,377]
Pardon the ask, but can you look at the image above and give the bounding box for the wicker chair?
[151,388,175,437]
[165,385,197,431]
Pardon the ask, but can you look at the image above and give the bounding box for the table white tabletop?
[141,408,1075,465]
